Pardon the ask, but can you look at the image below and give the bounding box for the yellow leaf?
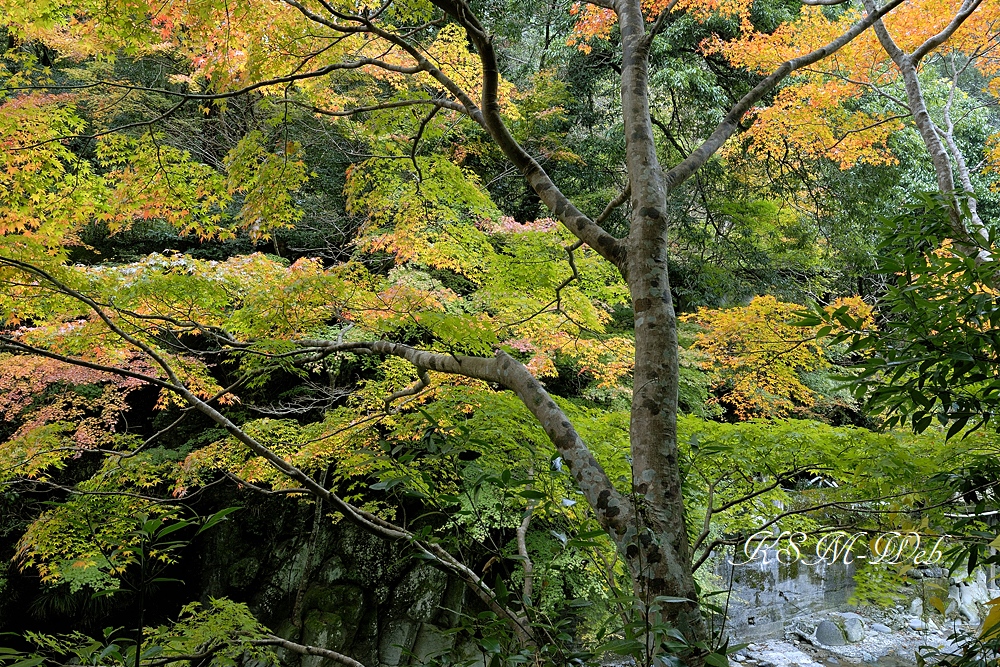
[981,597,1000,638]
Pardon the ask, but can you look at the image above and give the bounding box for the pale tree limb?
[254,635,366,667]
[938,51,987,238]
[662,0,909,194]
[861,0,991,256]
[383,366,430,412]
[299,340,637,542]
[517,468,537,604]
[617,0,707,644]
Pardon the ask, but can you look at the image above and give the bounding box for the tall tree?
[0,0,991,661]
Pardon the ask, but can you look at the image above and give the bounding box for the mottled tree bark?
[617,0,705,642]
[427,0,915,652]
[0,0,944,659]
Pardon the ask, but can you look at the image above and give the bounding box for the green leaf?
[705,653,730,667]
[9,658,45,667]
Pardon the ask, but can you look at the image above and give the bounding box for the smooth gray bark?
[617,0,705,641]
[2,0,951,659]
[862,0,989,252]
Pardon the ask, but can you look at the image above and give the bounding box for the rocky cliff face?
[199,498,479,667]
[714,549,856,640]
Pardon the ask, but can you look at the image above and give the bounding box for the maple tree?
[681,295,872,419]
[1,0,998,664]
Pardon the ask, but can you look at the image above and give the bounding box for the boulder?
[844,616,866,642]
[816,620,848,646]
[948,569,993,625]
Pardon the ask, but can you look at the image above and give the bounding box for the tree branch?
[594,183,631,227]
[662,0,908,194]
[254,635,365,667]
[430,0,628,270]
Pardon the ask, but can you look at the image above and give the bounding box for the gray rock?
[871,622,892,634]
[910,598,924,616]
[844,616,866,642]
[816,620,848,646]
[940,640,963,655]
[908,618,929,631]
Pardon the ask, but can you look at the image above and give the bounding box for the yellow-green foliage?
[682,295,872,418]
[16,496,176,592]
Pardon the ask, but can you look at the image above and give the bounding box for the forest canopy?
[1,0,1000,665]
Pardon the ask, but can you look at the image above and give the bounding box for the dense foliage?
[2,0,1000,665]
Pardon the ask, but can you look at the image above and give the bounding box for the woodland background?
[1,0,1000,665]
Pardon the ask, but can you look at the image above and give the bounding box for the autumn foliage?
[683,296,873,418]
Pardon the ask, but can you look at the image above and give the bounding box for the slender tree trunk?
[862,0,990,254]
[617,0,707,648]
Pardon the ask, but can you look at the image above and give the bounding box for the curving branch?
[662,0,909,194]
[429,0,628,270]
[298,339,636,541]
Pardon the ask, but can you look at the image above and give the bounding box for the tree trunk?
[618,0,707,648]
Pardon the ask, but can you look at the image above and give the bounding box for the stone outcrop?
[714,549,856,640]
[198,497,476,667]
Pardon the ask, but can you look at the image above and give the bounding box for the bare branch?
[254,635,366,667]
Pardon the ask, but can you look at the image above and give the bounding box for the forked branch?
[662,0,909,193]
